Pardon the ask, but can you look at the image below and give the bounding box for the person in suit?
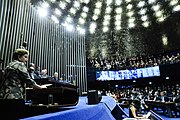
[0,48,47,99]
[52,72,60,81]
[34,65,41,79]
[40,68,50,78]
[27,63,39,79]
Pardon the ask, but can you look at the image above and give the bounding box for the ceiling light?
[70,8,76,15]
[77,27,86,34]
[162,34,168,45]
[115,21,121,26]
[128,23,135,28]
[142,21,150,27]
[96,2,102,8]
[83,6,89,12]
[74,1,80,8]
[105,7,112,13]
[125,0,132,3]
[115,26,121,30]
[127,4,133,10]
[90,22,96,29]
[54,8,61,16]
[103,21,109,26]
[115,15,121,20]
[94,9,101,15]
[128,17,135,23]
[50,0,56,3]
[38,7,48,17]
[59,2,66,9]
[169,0,178,6]
[139,9,147,15]
[81,12,87,18]
[80,0,90,4]
[66,16,72,23]
[65,0,70,3]
[115,0,122,6]
[152,4,160,11]
[106,0,113,5]
[127,11,134,17]
[137,1,145,8]
[148,0,156,4]
[103,26,109,32]
[173,5,180,12]
[141,15,148,21]
[155,11,163,17]
[79,18,85,24]
[51,15,59,24]
[115,8,122,14]
[157,16,166,22]
[66,24,74,32]
[92,15,98,20]
[89,29,95,34]
[41,2,49,8]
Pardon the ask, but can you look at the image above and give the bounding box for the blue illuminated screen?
[96,66,160,81]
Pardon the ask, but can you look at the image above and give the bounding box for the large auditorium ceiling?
[30,0,180,58]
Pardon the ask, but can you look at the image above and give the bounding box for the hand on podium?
[33,83,52,89]
[40,84,52,88]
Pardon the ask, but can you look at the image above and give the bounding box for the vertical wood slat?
[0,0,7,69]
[6,0,16,64]
[2,0,12,65]
[0,0,87,94]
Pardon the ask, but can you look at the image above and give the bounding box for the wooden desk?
[145,100,175,117]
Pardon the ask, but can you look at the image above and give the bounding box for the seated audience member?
[34,65,41,79]
[40,68,50,78]
[159,91,168,102]
[153,91,161,101]
[28,65,35,79]
[52,72,59,81]
[28,63,40,79]
[129,100,147,119]
[171,90,180,117]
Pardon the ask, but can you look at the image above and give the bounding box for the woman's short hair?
[131,100,141,109]
[13,48,29,60]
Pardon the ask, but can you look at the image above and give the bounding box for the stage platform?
[20,96,124,120]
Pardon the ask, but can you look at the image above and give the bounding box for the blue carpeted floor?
[21,96,118,120]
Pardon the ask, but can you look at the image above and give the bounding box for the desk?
[145,100,175,117]
[119,98,133,103]
[119,103,129,109]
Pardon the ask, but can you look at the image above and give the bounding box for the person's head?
[41,68,47,75]
[131,100,141,110]
[28,63,35,71]
[13,48,29,64]
[29,63,35,67]
[36,66,40,70]
[53,72,58,78]
[28,66,34,73]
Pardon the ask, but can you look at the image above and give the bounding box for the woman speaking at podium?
[0,48,47,99]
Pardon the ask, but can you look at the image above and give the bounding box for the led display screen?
[96,66,160,81]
